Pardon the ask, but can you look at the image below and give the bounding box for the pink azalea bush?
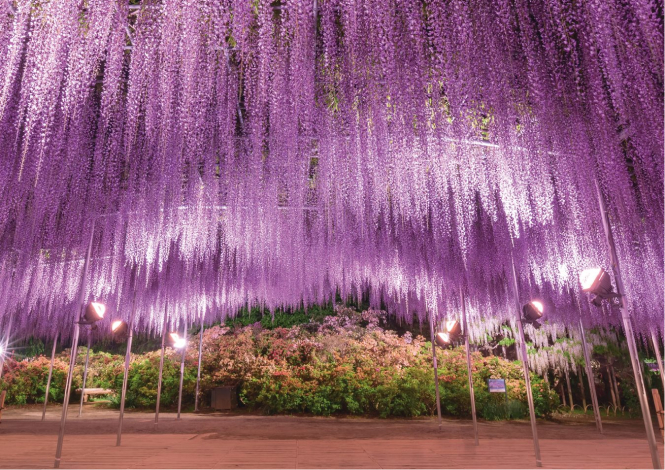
[1,307,558,418]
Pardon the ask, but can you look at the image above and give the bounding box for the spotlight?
[435,320,462,347]
[111,320,128,338]
[81,302,106,324]
[166,332,186,349]
[579,267,619,306]
[522,301,543,329]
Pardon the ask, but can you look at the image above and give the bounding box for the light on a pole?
[522,301,544,329]
[111,320,128,338]
[435,320,462,347]
[167,332,186,349]
[82,302,106,324]
[579,267,618,306]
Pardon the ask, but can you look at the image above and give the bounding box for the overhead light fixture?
[81,302,106,324]
[435,320,462,347]
[579,267,619,306]
[522,301,544,329]
[166,332,186,349]
[111,320,128,338]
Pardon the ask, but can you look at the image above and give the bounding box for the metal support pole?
[511,255,542,467]
[651,330,665,391]
[117,293,137,446]
[428,313,443,430]
[461,291,479,445]
[42,333,59,421]
[579,317,603,433]
[77,331,92,417]
[176,324,186,420]
[54,218,95,469]
[155,309,167,424]
[194,317,204,413]
[595,179,661,469]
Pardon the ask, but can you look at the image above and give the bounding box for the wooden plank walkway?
[0,434,662,469]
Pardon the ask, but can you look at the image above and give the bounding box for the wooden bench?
[75,388,115,403]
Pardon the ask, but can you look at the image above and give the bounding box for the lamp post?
[460,291,479,445]
[428,312,443,430]
[116,292,137,446]
[77,331,92,417]
[0,314,13,379]
[176,323,187,420]
[155,307,168,424]
[54,219,96,469]
[194,316,204,413]
[594,179,661,469]
[510,254,542,468]
[578,313,603,433]
[42,332,59,421]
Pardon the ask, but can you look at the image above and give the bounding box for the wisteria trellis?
[0,0,662,348]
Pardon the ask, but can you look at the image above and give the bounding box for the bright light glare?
[445,320,457,332]
[169,332,186,349]
[437,332,451,344]
[531,301,544,314]
[579,268,602,291]
[111,320,124,332]
[91,302,106,319]
[0,345,4,356]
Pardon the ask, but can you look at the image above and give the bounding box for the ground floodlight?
[435,320,462,347]
[111,320,128,338]
[81,302,106,324]
[522,301,544,329]
[579,267,618,306]
[167,332,186,349]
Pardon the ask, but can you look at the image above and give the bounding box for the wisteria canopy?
[0,0,662,344]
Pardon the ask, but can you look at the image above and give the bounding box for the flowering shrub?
[1,308,558,418]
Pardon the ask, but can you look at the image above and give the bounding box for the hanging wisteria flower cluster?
[0,0,662,343]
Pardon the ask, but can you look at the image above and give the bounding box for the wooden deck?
[0,433,662,469]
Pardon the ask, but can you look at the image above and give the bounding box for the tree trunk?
[577,364,587,409]
[610,364,621,407]
[565,368,574,411]
[559,380,567,407]
[606,366,617,408]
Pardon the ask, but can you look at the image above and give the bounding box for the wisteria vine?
[0,0,662,352]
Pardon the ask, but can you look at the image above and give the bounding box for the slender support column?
[595,179,661,469]
[565,368,574,411]
[511,255,542,467]
[176,324,186,420]
[651,330,665,391]
[461,291,479,445]
[78,332,92,417]
[194,317,204,413]
[428,313,443,430]
[116,293,137,447]
[42,333,59,421]
[579,315,603,433]
[155,310,167,424]
[54,219,95,469]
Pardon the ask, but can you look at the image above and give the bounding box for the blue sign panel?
[488,378,507,393]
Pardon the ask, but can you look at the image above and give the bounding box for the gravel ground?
[0,404,658,442]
